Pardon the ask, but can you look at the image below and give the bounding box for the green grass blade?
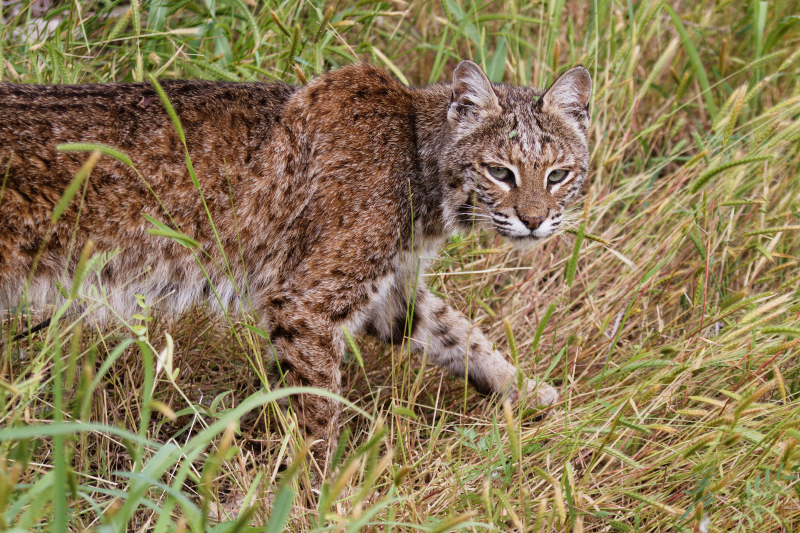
[231,0,261,48]
[690,155,772,194]
[0,421,155,446]
[342,325,365,370]
[532,303,556,354]
[373,46,409,85]
[664,5,718,119]
[265,486,294,533]
[147,74,186,145]
[486,35,508,83]
[565,222,585,288]
[56,143,134,168]
[51,151,100,223]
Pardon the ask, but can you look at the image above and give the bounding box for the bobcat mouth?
[506,233,541,241]
[494,222,544,243]
[456,203,560,243]
[493,216,545,239]
[494,217,562,247]
[495,214,562,237]
[498,229,542,241]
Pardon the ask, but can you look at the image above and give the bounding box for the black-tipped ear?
[448,60,500,122]
[542,66,592,114]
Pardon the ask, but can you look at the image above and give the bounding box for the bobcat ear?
[542,66,592,123]
[448,60,500,123]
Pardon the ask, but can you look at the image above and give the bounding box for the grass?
[2,0,800,531]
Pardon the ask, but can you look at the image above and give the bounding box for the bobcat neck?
[409,84,463,241]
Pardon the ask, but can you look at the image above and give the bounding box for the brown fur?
[0,61,591,470]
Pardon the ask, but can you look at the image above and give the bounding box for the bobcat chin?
[0,60,591,473]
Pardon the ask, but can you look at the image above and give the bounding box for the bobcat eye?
[547,169,569,184]
[488,166,512,182]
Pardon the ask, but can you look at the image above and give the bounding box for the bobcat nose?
[519,214,546,230]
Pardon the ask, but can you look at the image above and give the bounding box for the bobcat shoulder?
[0,60,591,470]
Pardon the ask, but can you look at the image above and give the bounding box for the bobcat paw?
[501,377,558,416]
[524,379,559,409]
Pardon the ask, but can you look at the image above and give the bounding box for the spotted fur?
[0,61,591,470]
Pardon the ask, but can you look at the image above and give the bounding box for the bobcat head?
[442,60,592,249]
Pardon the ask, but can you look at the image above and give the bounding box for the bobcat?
[0,60,591,470]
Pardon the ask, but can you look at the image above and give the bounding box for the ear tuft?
[542,66,592,113]
[449,60,499,118]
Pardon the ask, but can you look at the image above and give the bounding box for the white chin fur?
[505,235,543,250]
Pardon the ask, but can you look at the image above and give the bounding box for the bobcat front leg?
[373,286,558,408]
[268,314,343,479]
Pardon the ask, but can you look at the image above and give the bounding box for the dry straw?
[2,0,800,531]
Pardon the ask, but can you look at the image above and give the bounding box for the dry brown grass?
[2,0,800,531]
